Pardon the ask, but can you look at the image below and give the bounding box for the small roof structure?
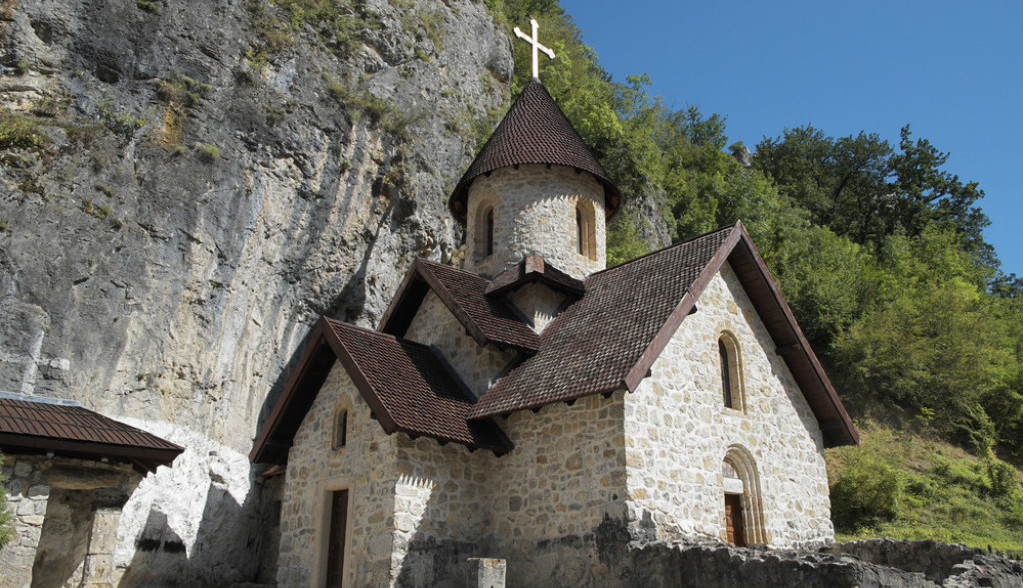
[0,394,184,473]
[379,258,541,352]
[484,254,585,297]
[249,318,513,465]
[448,80,622,224]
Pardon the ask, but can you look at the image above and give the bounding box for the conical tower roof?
[448,79,622,224]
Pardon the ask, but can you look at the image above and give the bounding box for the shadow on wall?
[118,476,279,587]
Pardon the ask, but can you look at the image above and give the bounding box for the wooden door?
[724,494,745,547]
[326,490,349,588]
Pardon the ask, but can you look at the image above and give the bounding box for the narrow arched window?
[718,332,743,410]
[719,339,733,408]
[575,201,596,260]
[333,409,348,449]
[485,208,494,257]
[576,208,584,255]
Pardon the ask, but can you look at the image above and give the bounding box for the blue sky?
[559,0,1022,278]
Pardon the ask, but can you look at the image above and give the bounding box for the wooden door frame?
[313,479,355,588]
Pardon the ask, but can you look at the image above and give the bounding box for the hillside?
[829,422,1023,555]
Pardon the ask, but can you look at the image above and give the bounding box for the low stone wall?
[823,539,989,583]
[610,539,1023,588]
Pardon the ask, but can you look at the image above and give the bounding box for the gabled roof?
[448,79,622,224]
[468,222,858,448]
[484,254,585,297]
[0,394,183,473]
[379,258,540,352]
[250,318,512,465]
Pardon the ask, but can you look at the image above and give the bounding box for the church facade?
[250,80,857,587]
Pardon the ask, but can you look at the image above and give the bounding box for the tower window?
[576,208,584,255]
[486,208,494,257]
[575,200,596,260]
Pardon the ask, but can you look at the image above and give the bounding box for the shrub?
[194,143,220,162]
[830,452,902,531]
[0,114,45,151]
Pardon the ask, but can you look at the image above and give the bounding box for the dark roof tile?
[0,395,183,471]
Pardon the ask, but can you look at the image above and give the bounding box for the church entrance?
[724,493,745,546]
[325,489,349,588]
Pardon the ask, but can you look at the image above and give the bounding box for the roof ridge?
[326,318,438,353]
[587,222,738,280]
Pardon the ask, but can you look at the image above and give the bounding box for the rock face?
[0,0,512,583]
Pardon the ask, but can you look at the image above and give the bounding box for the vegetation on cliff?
[488,0,1023,547]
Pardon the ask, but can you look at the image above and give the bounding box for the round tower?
[449,80,622,280]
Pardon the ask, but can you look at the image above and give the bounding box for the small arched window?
[718,333,743,410]
[333,409,348,450]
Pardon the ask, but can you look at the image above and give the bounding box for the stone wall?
[1,455,48,588]
[624,262,833,548]
[465,165,607,279]
[1,455,140,588]
[276,363,399,587]
[404,291,519,398]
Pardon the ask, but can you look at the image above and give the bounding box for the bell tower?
[449,80,622,279]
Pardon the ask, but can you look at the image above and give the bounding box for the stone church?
[250,77,858,587]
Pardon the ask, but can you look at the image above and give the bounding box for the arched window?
[333,409,348,450]
[718,332,743,410]
[575,200,596,260]
[576,208,584,255]
[722,446,768,546]
[473,203,496,261]
[485,208,494,257]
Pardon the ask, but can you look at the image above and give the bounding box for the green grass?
[828,421,1023,554]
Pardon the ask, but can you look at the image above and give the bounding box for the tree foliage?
[487,1,1023,460]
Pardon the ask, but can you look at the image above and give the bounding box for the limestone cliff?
[0,0,511,583]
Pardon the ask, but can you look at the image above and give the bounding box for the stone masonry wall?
[276,363,399,587]
[1,455,48,588]
[478,393,630,586]
[505,282,568,334]
[624,262,833,548]
[404,291,519,398]
[465,165,607,279]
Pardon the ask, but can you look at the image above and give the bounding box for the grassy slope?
[827,421,1023,554]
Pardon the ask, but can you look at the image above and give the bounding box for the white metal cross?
[513,18,556,79]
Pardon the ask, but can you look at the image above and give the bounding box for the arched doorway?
[722,445,768,545]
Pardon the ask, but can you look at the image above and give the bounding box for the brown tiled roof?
[469,226,734,419]
[250,318,512,464]
[0,395,183,472]
[448,80,622,224]
[379,258,540,352]
[484,254,585,297]
[468,222,858,447]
